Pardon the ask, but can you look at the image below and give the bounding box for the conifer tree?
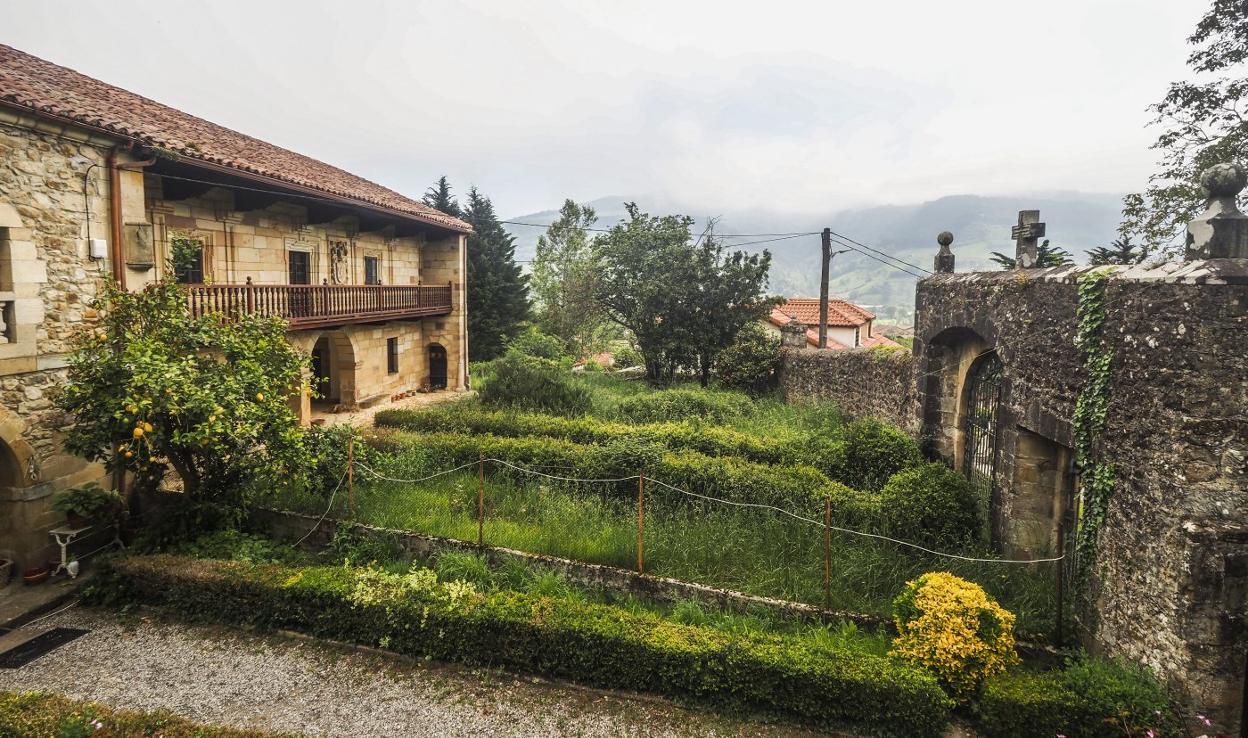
[422,175,460,218]
[1087,236,1148,266]
[462,187,530,361]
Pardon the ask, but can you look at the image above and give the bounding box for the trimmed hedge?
[973,660,1180,738]
[0,691,298,737]
[816,418,924,493]
[371,430,853,511]
[374,406,799,467]
[613,388,754,424]
[879,464,983,548]
[102,555,953,737]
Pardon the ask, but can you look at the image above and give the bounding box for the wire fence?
[276,444,1070,643]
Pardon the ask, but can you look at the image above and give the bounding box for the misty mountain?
[504,192,1125,322]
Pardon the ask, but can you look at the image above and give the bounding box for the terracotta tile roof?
[765,302,900,350]
[0,44,470,233]
[775,298,875,328]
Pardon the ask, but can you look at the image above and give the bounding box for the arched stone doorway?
[960,350,1005,538]
[428,343,448,390]
[310,331,358,408]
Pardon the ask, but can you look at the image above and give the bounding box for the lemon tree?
[57,278,311,529]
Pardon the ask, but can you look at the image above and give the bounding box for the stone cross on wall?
[1011,210,1046,268]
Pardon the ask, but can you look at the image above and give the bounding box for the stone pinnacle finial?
[780,316,808,349]
[1186,162,1248,260]
[934,231,955,273]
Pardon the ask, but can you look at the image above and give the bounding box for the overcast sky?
[5,0,1208,217]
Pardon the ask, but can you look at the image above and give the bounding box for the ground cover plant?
[0,691,301,738]
[101,553,954,738]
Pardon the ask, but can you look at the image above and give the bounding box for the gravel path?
[0,607,836,738]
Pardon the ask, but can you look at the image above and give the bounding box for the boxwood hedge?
[374,406,799,467]
[103,555,953,737]
[972,659,1180,738]
[370,429,864,514]
[0,691,297,737]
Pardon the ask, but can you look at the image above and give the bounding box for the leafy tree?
[530,200,608,357]
[422,175,461,218]
[683,231,776,386]
[56,278,312,530]
[988,240,1075,269]
[592,205,773,382]
[1086,236,1148,266]
[1121,0,1248,255]
[461,186,529,361]
[592,204,695,379]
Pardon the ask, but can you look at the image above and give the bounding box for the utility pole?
[818,229,850,350]
[819,228,831,349]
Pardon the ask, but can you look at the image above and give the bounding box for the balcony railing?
[186,282,453,329]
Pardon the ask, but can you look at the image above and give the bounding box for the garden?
[36,281,1185,738]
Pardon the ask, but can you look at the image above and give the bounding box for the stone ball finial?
[1200,162,1247,198]
[937,231,954,247]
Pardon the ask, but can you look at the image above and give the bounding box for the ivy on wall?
[1073,270,1116,578]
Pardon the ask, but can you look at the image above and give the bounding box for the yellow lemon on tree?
[124,451,134,459]
[142,422,153,433]
[132,427,144,439]
[256,392,265,401]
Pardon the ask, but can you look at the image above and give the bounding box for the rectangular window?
[172,236,204,284]
[854,326,861,347]
[364,256,381,285]
[387,337,398,374]
[288,250,311,285]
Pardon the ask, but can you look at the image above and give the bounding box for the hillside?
[504,192,1125,321]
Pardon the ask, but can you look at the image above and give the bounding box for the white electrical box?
[89,238,108,260]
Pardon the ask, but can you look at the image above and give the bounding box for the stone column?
[780,317,808,349]
[1185,163,1248,260]
[934,231,955,273]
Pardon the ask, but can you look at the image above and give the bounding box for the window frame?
[387,336,399,374]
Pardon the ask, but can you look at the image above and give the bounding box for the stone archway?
[920,326,991,463]
[309,330,358,408]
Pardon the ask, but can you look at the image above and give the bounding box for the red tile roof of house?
[0,44,471,233]
[766,301,900,350]
[775,298,875,327]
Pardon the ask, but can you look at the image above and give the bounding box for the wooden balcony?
[186,282,453,330]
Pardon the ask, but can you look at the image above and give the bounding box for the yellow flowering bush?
[889,571,1019,699]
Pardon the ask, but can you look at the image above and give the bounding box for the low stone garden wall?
[778,347,918,434]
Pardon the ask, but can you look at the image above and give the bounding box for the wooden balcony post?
[245,276,254,314]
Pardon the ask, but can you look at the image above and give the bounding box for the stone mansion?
[0,44,470,570]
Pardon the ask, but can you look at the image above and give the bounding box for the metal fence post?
[824,496,832,609]
[637,473,646,574]
[477,452,485,547]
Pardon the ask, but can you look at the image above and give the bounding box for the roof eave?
[0,99,472,235]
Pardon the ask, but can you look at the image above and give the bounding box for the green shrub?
[374,406,797,467]
[612,344,644,369]
[171,530,306,566]
[303,423,368,496]
[477,352,591,416]
[506,324,567,360]
[879,465,982,549]
[374,431,837,510]
[973,659,1179,738]
[0,691,296,738]
[434,551,495,589]
[715,323,781,396]
[104,555,953,737]
[614,387,753,424]
[819,418,923,492]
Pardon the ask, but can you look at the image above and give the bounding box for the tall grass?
[269,455,1057,637]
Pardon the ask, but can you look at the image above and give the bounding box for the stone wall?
[914,260,1248,729]
[777,346,918,433]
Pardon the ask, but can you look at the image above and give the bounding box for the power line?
[828,237,929,279]
[500,219,818,239]
[828,228,932,276]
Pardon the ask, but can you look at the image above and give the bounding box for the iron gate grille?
[962,351,1004,511]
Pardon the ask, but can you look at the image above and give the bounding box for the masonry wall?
[914,260,1248,730]
[0,118,113,572]
[777,346,918,433]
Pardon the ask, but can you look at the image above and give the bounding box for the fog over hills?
[504,191,1125,322]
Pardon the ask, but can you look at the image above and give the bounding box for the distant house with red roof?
[763,298,899,350]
